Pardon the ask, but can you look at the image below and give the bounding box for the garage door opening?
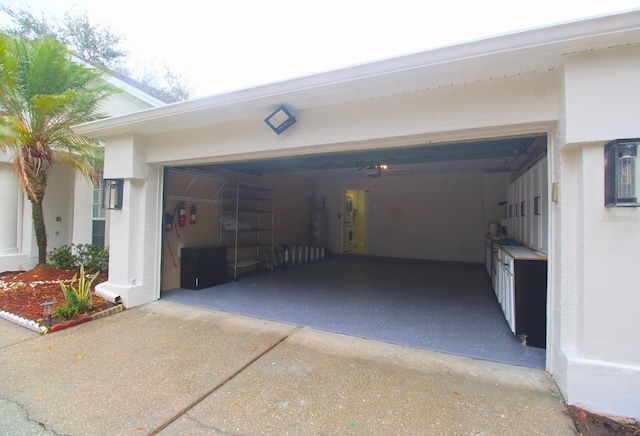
[159,133,549,368]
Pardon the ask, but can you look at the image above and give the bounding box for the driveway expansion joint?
[149,325,303,435]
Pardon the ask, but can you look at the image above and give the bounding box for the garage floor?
[163,257,546,368]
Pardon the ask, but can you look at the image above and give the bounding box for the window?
[92,181,106,247]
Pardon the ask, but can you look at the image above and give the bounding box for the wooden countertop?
[487,236,548,261]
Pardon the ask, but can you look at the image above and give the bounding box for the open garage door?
[159,133,549,368]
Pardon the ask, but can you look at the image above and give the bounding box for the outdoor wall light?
[264,105,296,135]
[605,139,640,207]
[103,178,124,210]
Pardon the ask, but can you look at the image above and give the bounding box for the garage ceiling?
[195,134,546,180]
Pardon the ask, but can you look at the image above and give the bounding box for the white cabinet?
[499,249,516,334]
[485,237,492,276]
[538,158,549,253]
[506,156,548,254]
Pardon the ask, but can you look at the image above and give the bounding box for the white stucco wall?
[0,163,19,256]
[145,74,559,167]
[43,165,75,253]
[551,45,640,419]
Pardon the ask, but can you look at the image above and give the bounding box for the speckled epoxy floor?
[163,257,546,368]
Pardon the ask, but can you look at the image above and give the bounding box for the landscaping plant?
[48,244,109,273]
[56,265,100,319]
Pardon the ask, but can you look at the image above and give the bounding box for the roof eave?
[73,9,640,139]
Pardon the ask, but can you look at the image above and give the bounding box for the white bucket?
[489,223,499,236]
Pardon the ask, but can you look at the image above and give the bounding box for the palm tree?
[0,35,117,265]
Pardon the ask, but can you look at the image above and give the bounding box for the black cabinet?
[514,259,547,348]
[180,245,227,290]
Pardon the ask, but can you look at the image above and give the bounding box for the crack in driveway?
[149,325,303,435]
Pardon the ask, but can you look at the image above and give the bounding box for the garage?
[159,133,549,368]
[74,12,640,419]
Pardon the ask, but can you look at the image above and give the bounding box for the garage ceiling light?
[264,105,296,135]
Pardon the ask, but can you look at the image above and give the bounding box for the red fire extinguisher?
[178,204,186,227]
[190,205,197,225]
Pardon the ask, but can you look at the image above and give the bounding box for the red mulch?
[0,265,112,326]
[568,406,640,436]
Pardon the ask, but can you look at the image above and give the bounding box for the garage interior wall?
[162,168,315,291]
[317,170,509,263]
[162,163,512,292]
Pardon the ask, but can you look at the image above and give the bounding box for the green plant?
[57,265,101,314]
[54,304,79,320]
[48,245,77,270]
[75,244,109,273]
[48,244,109,272]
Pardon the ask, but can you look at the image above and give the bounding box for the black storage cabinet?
[514,259,548,348]
[180,245,227,290]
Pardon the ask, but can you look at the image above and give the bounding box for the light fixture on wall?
[264,105,296,135]
[103,178,124,210]
[605,139,640,207]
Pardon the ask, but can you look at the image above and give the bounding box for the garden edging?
[0,304,124,334]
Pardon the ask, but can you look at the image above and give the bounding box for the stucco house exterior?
[75,11,639,421]
[0,69,178,272]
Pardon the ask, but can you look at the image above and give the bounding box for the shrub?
[54,304,79,320]
[48,245,77,270]
[48,244,109,273]
[75,244,109,273]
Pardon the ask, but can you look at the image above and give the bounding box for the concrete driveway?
[0,300,576,435]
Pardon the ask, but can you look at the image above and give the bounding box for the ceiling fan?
[357,164,412,177]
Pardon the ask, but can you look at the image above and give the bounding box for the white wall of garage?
[549,44,640,419]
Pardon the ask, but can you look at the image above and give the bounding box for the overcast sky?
[2,0,639,97]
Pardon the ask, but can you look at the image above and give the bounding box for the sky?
[1,0,640,98]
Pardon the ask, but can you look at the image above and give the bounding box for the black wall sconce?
[264,105,296,135]
[605,139,640,207]
[103,178,124,210]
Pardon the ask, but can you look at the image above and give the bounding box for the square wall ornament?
[264,105,296,135]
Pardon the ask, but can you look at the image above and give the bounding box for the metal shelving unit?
[219,183,275,280]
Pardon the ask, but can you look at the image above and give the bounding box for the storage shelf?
[220,182,275,280]
[220,228,274,233]
[232,259,264,268]
[222,208,273,213]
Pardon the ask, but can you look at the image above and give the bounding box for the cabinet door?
[504,257,516,334]
[513,177,524,241]
[539,157,549,254]
[485,239,492,277]
[507,184,514,238]
[531,161,541,250]
[523,170,532,247]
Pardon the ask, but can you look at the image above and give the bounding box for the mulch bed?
[0,265,118,332]
[568,406,640,435]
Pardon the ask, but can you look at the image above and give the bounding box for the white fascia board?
[73,9,640,139]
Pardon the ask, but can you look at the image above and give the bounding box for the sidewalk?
[0,300,576,435]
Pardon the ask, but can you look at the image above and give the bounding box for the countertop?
[487,236,548,261]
